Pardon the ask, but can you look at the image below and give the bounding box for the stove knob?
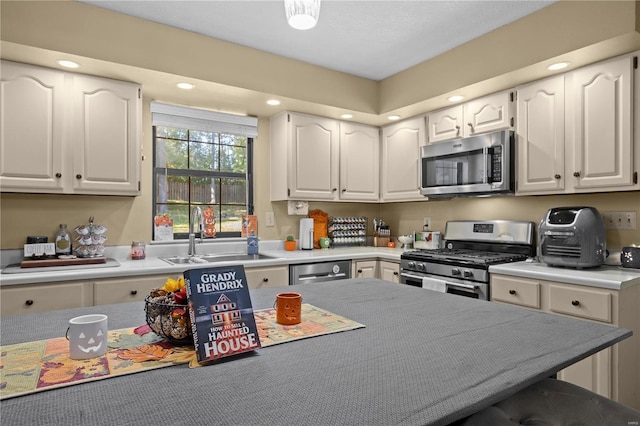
[452,268,461,275]
[408,261,416,269]
[418,263,426,271]
[463,270,473,278]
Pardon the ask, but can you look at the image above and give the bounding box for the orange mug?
[274,292,302,325]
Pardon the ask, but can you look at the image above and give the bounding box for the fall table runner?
[0,304,364,400]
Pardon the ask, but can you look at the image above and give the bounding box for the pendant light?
[284,0,321,30]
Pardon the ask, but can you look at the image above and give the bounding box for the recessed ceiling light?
[266,99,281,106]
[448,95,464,102]
[388,115,401,121]
[547,62,569,71]
[57,60,79,69]
[176,82,195,90]
[341,114,353,119]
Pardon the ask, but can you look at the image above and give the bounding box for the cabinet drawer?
[245,266,288,289]
[1,282,92,316]
[491,275,540,309]
[94,275,171,305]
[548,284,612,323]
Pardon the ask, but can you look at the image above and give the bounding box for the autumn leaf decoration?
[119,344,173,363]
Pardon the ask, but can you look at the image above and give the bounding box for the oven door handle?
[446,281,478,291]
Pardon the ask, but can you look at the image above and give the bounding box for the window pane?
[189,140,216,172]
[221,205,245,233]
[156,126,187,139]
[156,175,190,203]
[220,178,246,204]
[220,144,246,173]
[190,177,217,204]
[155,204,189,234]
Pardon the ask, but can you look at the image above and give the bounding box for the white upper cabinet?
[381,116,427,201]
[567,55,635,191]
[428,90,514,143]
[516,75,566,194]
[0,60,141,196]
[72,74,141,195]
[270,112,339,201]
[516,53,637,195]
[339,122,379,201]
[270,112,380,202]
[426,105,463,142]
[0,61,65,192]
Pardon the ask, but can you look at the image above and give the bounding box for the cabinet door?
[516,76,565,194]
[339,122,379,201]
[557,344,612,399]
[0,61,65,192]
[353,260,376,278]
[289,113,339,200]
[94,275,171,305]
[381,116,426,201]
[379,260,400,283]
[568,55,634,190]
[427,105,463,143]
[463,91,514,137]
[72,75,141,195]
[1,281,93,316]
[245,266,289,289]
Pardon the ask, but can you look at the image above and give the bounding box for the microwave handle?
[483,146,493,183]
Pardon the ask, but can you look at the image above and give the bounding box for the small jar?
[130,241,146,260]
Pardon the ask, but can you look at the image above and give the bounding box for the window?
[151,103,257,239]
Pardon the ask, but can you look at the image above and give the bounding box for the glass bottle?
[55,224,72,255]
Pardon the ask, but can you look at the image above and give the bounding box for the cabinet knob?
[262,278,269,283]
[332,188,337,192]
[573,171,581,178]
[508,289,516,295]
[357,269,363,274]
[130,290,138,295]
[455,125,461,136]
[25,299,34,306]
[554,174,561,180]
[342,188,346,192]
[393,271,399,276]
[467,123,474,133]
[55,173,62,178]
[76,174,82,179]
[571,300,580,306]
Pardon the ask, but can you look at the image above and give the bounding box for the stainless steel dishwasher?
[289,260,352,285]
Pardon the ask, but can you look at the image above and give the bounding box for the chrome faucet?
[188,206,203,256]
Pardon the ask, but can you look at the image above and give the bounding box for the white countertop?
[489,260,640,290]
[0,243,404,286]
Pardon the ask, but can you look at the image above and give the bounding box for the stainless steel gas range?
[400,220,536,300]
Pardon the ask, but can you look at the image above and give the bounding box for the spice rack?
[328,216,367,247]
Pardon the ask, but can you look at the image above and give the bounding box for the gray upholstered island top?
[0,278,631,426]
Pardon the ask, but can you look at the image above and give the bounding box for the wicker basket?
[144,296,193,345]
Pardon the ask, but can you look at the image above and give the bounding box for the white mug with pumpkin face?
[65,314,108,360]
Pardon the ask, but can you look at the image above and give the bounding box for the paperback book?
[184,265,261,363]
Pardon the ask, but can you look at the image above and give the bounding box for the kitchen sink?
[159,253,280,265]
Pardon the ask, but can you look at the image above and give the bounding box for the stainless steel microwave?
[420,130,515,198]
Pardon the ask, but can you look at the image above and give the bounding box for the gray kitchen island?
[0,278,631,425]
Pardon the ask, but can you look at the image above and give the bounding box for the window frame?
[151,125,254,240]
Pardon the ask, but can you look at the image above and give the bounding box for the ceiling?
[79,0,555,81]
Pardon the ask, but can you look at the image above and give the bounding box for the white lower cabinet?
[353,260,377,278]
[491,274,640,409]
[93,274,176,305]
[379,260,400,283]
[0,281,93,316]
[244,265,288,289]
[352,259,400,282]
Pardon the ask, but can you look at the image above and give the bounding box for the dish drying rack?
[328,216,367,247]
